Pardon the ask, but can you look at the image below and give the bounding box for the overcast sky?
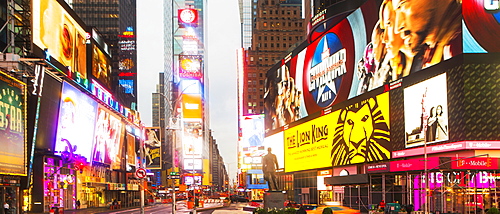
[137,0,240,180]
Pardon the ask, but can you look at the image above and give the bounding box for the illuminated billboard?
[263,132,284,169]
[179,55,203,80]
[55,81,97,163]
[404,73,448,148]
[178,8,199,28]
[463,0,500,53]
[240,115,265,148]
[126,133,136,165]
[144,127,161,169]
[182,94,202,119]
[92,105,124,169]
[182,121,202,157]
[0,72,26,175]
[284,92,390,172]
[32,0,87,81]
[92,45,112,89]
[265,0,462,132]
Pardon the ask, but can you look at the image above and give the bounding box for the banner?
[144,127,162,169]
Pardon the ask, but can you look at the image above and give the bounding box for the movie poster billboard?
[0,72,26,175]
[55,81,97,163]
[179,55,203,80]
[182,121,202,158]
[265,0,462,132]
[32,0,88,81]
[92,105,124,169]
[144,127,161,169]
[284,92,390,172]
[92,45,112,89]
[404,73,448,148]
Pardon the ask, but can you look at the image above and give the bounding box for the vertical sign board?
[0,71,26,175]
[144,127,162,169]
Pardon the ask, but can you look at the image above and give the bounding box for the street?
[61,201,252,214]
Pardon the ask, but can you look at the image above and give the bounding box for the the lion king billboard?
[284,92,390,172]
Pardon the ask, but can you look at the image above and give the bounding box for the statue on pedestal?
[262,147,279,191]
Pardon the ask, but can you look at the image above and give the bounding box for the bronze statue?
[262,147,279,191]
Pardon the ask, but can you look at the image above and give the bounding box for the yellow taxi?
[306,205,361,214]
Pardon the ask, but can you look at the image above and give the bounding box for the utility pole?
[140,137,145,214]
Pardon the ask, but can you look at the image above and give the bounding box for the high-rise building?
[163,0,211,188]
[240,0,308,116]
[70,0,138,110]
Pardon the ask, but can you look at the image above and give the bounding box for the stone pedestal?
[264,191,286,209]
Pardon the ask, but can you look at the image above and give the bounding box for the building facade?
[259,0,500,214]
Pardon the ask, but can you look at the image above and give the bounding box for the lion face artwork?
[331,97,390,166]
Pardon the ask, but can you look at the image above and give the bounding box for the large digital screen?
[182,121,202,157]
[284,92,390,172]
[144,127,161,169]
[92,45,112,89]
[463,0,500,53]
[92,105,124,169]
[404,73,448,148]
[32,0,87,80]
[262,132,284,169]
[240,115,265,148]
[0,72,26,175]
[55,81,97,163]
[182,94,202,119]
[265,0,462,132]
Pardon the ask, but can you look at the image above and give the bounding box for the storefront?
[42,156,76,212]
[0,175,21,214]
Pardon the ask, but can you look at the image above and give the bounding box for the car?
[306,205,361,214]
[230,194,249,202]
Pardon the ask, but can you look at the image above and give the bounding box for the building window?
[271,43,274,48]
[263,22,267,27]
[277,43,280,48]
[264,36,267,40]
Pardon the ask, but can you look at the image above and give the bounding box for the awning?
[324,174,369,185]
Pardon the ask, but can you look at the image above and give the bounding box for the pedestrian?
[297,204,307,214]
[3,202,9,214]
[379,200,386,210]
[76,200,80,209]
[322,207,333,214]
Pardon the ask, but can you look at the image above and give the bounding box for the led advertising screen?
[32,0,87,80]
[92,45,112,90]
[265,0,462,132]
[179,55,203,80]
[182,121,202,158]
[240,115,265,148]
[144,127,161,169]
[92,105,124,169]
[184,158,202,171]
[284,92,390,172]
[404,73,448,148]
[182,94,202,119]
[463,0,500,53]
[0,72,26,175]
[126,133,136,166]
[55,81,97,163]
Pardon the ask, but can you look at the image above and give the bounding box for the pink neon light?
[390,157,440,172]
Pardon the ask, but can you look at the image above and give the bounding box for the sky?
[137,0,241,180]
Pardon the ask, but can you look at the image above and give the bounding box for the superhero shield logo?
[306,33,347,108]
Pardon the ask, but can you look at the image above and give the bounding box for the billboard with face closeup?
[55,81,97,163]
[32,0,87,81]
[0,72,26,175]
[284,92,390,172]
[265,0,462,133]
[404,73,449,148]
[92,45,112,90]
[92,105,124,169]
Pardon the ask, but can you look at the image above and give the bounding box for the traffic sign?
[136,168,147,178]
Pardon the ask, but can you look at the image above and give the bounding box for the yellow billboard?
[284,92,390,172]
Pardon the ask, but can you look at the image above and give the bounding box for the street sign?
[136,168,147,178]
[167,175,181,179]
